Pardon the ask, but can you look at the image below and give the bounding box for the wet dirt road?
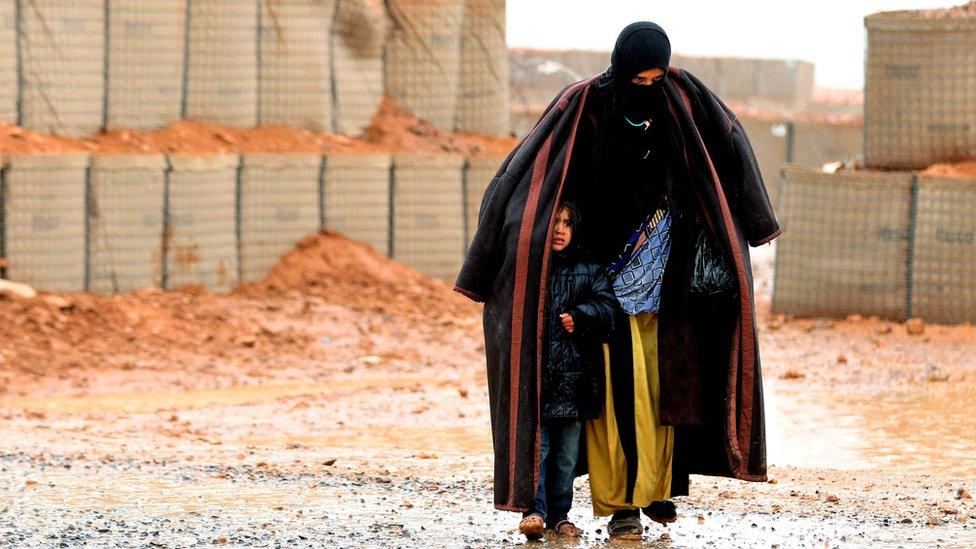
[2,246,976,547]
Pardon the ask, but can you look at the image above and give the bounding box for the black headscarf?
[610,22,672,122]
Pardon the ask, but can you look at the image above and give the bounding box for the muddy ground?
[1,237,975,548]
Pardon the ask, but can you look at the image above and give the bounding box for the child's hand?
[560,313,575,334]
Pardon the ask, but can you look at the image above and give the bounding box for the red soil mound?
[0,229,478,382]
[257,228,478,319]
[0,98,517,157]
[920,161,976,179]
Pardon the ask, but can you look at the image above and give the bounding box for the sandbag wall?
[0,152,503,293]
[773,165,976,323]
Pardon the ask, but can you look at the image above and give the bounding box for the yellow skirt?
[585,312,674,516]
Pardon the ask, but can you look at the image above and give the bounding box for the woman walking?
[455,21,779,540]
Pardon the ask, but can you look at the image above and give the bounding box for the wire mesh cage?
[864,12,976,169]
[184,0,259,127]
[165,153,239,291]
[385,0,464,130]
[455,0,509,135]
[19,0,105,137]
[332,0,388,136]
[773,165,915,320]
[322,153,391,254]
[258,0,335,131]
[3,153,89,292]
[911,176,976,323]
[391,153,465,280]
[239,153,322,282]
[88,154,166,294]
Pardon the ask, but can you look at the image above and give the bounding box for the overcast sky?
[507,0,955,89]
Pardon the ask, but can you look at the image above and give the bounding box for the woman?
[455,21,779,540]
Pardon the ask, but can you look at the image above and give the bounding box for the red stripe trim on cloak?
[672,79,756,476]
[505,75,598,509]
[507,132,553,507]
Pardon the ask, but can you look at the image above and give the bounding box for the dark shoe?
[642,499,677,525]
[607,510,642,541]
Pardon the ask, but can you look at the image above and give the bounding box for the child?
[518,201,617,540]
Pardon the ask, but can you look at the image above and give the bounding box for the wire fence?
[0,0,510,137]
[0,152,506,293]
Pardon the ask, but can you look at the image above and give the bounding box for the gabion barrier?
[911,176,976,324]
[239,153,322,283]
[258,0,335,131]
[322,154,391,255]
[385,0,464,130]
[184,0,259,127]
[88,154,166,294]
[463,155,505,244]
[864,12,976,169]
[773,166,914,320]
[332,0,387,135]
[2,154,89,292]
[455,0,509,135]
[165,154,239,292]
[0,1,16,124]
[738,118,789,206]
[391,154,465,280]
[19,0,105,137]
[106,0,186,129]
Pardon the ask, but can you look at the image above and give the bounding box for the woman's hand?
[560,313,575,334]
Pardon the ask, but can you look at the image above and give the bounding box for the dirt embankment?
[0,97,517,157]
[0,230,480,395]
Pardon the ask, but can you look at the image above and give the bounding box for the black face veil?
[610,22,672,122]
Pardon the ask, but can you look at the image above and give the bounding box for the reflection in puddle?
[768,380,976,478]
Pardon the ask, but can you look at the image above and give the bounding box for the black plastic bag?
[690,227,737,298]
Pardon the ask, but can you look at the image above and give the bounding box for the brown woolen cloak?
[454,68,781,512]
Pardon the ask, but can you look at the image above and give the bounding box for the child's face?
[552,208,573,252]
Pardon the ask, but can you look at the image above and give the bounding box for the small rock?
[40,295,72,310]
[767,478,778,484]
[836,354,848,364]
[236,335,256,347]
[408,124,429,136]
[926,516,942,526]
[697,515,705,524]
[956,487,972,500]
[905,318,925,336]
[899,518,912,524]
[825,494,839,503]
[0,279,37,299]
[874,325,893,335]
[779,369,806,380]
[458,387,469,398]
[718,490,734,499]
[322,459,337,466]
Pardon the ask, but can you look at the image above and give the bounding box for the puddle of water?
[0,375,429,414]
[768,379,976,478]
[243,425,493,455]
